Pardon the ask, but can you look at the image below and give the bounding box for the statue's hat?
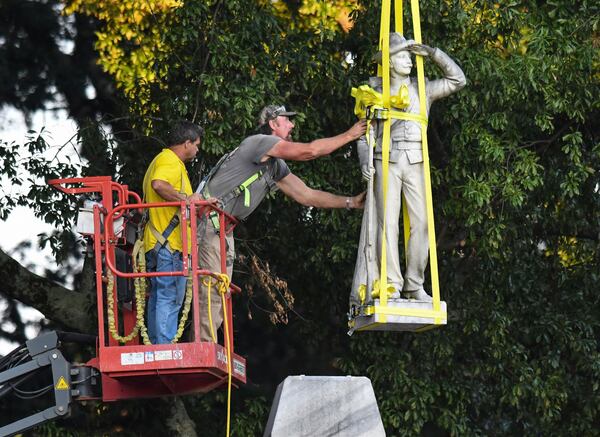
[373,32,410,64]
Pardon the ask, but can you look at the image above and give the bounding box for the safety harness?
[198,147,267,231]
[145,168,188,255]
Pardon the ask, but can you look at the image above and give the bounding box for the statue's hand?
[361,164,375,182]
[407,43,435,57]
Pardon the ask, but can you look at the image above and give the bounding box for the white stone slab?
[264,375,385,437]
[350,299,447,333]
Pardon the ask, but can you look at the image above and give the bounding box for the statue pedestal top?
[349,299,447,334]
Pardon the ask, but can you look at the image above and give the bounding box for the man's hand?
[346,119,367,141]
[407,43,435,57]
[185,193,203,204]
[351,191,367,209]
[361,164,375,182]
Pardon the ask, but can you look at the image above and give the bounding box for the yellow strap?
[240,171,262,207]
[395,0,403,34]
[351,85,410,118]
[378,0,392,320]
[202,274,233,437]
[203,277,218,343]
[364,304,446,319]
[410,0,441,320]
[219,275,233,437]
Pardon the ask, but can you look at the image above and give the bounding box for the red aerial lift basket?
[48,176,246,401]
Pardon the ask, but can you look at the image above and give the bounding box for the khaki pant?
[197,217,234,341]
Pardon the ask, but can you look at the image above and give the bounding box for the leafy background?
[0,0,598,435]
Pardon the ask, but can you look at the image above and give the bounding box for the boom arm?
[0,331,99,437]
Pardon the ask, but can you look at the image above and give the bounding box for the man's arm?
[276,173,366,209]
[151,180,202,203]
[265,120,367,162]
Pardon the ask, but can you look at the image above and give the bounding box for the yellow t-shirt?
[143,148,192,253]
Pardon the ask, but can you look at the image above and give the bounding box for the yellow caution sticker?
[55,376,69,390]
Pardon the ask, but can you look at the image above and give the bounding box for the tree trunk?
[0,248,96,334]
[165,397,198,437]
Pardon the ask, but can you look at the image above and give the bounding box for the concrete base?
[349,298,447,333]
[264,375,385,437]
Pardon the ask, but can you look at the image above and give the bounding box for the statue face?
[390,51,412,76]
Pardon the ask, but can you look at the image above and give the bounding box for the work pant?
[145,247,187,344]
[197,217,234,342]
[374,151,429,292]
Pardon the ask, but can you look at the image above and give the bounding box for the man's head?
[257,105,297,140]
[167,121,204,162]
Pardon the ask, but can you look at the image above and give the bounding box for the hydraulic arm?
[0,331,99,437]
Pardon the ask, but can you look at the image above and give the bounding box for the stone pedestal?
[264,375,385,437]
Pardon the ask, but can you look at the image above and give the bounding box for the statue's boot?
[388,291,401,299]
[402,288,433,302]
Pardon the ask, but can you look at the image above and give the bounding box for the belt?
[391,140,422,150]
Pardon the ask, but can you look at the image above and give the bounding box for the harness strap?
[203,169,265,230]
[149,212,180,253]
[197,147,239,195]
[145,167,188,254]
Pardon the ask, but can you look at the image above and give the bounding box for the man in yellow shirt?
[143,121,203,344]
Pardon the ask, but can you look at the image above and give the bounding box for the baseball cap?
[258,105,297,126]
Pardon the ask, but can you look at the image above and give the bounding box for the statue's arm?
[426,47,467,101]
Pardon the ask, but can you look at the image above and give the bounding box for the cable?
[11,383,53,399]
[0,345,28,370]
[203,277,218,343]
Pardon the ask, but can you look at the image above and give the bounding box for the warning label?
[154,350,173,361]
[55,376,69,390]
[121,352,144,366]
[173,350,183,360]
[233,360,246,377]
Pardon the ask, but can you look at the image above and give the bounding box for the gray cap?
[373,32,410,64]
[258,105,297,127]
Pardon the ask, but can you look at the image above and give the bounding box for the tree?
[1,0,599,435]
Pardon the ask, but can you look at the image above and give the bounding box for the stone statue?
[350,33,466,307]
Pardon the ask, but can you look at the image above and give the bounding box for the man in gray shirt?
[196,105,366,341]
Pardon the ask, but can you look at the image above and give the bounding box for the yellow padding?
[363,305,446,320]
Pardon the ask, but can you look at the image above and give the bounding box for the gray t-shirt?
[199,134,290,220]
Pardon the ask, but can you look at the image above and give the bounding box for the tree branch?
[0,248,96,334]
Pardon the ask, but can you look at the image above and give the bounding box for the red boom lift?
[0,176,246,436]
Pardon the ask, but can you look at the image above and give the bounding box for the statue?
[350,33,466,307]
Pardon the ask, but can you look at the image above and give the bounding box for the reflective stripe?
[239,171,263,207]
[209,211,220,230]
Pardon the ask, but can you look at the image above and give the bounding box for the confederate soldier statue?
[350,33,466,307]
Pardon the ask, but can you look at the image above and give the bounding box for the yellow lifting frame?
[357,0,445,331]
